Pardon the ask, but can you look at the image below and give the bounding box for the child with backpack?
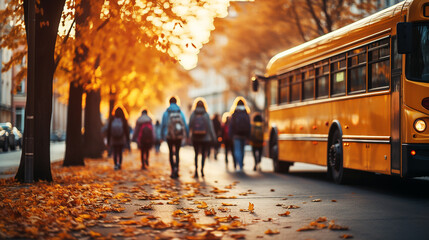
[229,97,251,172]
[189,98,216,178]
[250,113,264,171]
[161,96,189,178]
[222,113,236,169]
[107,105,130,170]
[133,109,154,169]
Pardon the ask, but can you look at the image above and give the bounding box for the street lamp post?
[24,0,35,183]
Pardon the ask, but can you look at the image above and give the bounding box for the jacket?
[189,106,216,143]
[160,103,189,141]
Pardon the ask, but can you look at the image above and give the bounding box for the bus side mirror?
[252,76,259,92]
[397,22,413,54]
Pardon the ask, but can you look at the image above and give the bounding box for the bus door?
[391,37,402,175]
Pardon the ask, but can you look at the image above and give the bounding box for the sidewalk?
[0,141,65,178]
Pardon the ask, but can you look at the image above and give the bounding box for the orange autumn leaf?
[89,230,102,238]
[222,203,237,206]
[278,211,290,216]
[265,229,280,235]
[217,224,230,231]
[204,208,216,216]
[248,202,254,213]
[341,234,354,239]
[119,220,138,225]
[196,201,208,209]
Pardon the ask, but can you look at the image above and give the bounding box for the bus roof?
[265,0,414,77]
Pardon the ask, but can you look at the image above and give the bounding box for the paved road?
[1,143,428,239]
[162,147,429,240]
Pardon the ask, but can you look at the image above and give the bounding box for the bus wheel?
[328,129,344,184]
[270,133,290,173]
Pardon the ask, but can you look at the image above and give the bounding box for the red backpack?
[138,122,154,146]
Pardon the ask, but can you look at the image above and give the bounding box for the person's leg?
[193,142,199,177]
[224,142,229,164]
[252,146,258,171]
[140,147,146,169]
[174,140,181,175]
[112,145,119,169]
[145,147,150,167]
[257,147,263,166]
[167,140,175,177]
[118,144,124,169]
[201,142,207,177]
[231,140,237,169]
[233,138,243,171]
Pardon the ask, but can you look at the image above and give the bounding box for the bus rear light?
[422,97,429,110]
[411,150,416,156]
[414,119,427,132]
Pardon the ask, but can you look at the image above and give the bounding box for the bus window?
[279,76,290,103]
[316,61,329,98]
[369,39,390,90]
[331,54,346,95]
[348,47,367,93]
[406,23,429,82]
[291,71,301,102]
[303,66,315,100]
[270,79,279,105]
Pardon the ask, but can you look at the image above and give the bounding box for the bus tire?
[328,129,344,184]
[270,129,291,173]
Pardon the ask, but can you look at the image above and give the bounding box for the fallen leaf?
[340,234,354,239]
[328,220,349,230]
[265,229,280,235]
[222,203,237,206]
[278,211,290,216]
[248,202,255,213]
[312,199,322,202]
[204,208,216,216]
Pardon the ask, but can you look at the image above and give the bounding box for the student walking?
[229,97,251,172]
[107,105,130,170]
[222,113,236,169]
[211,113,222,160]
[189,98,216,178]
[133,109,154,169]
[161,96,189,178]
[250,113,264,171]
[154,120,162,154]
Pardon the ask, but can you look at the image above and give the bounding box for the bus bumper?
[402,144,429,177]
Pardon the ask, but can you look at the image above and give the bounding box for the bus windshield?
[406,23,429,82]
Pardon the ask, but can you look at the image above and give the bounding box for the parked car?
[0,122,16,152]
[12,127,22,149]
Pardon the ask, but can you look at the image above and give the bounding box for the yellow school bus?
[253,0,429,183]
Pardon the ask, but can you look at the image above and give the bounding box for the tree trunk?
[83,89,105,158]
[63,0,90,166]
[15,0,66,182]
[63,82,84,166]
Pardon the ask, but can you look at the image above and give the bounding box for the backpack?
[192,114,207,137]
[233,111,250,136]
[138,122,153,145]
[111,118,124,138]
[167,110,185,140]
[251,122,264,143]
